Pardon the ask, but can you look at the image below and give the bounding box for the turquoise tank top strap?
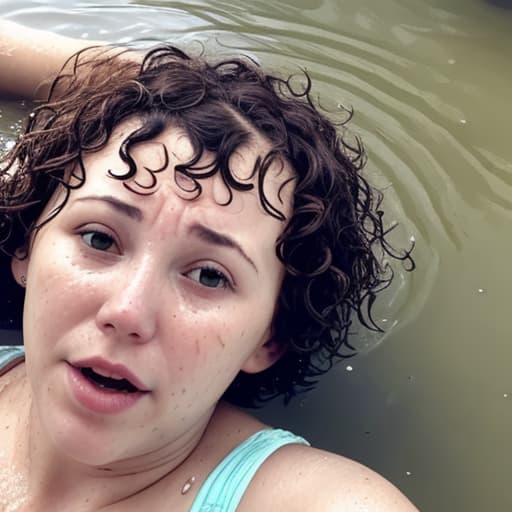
[190,428,309,512]
[0,345,25,376]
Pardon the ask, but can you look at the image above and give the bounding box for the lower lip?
[67,363,146,414]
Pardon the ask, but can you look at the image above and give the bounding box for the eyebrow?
[74,195,143,222]
[73,196,257,272]
[188,224,258,273]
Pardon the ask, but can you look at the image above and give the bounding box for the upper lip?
[70,357,150,392]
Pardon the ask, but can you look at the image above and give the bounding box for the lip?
[66,357,150,415]
[66,363,149,415]
[70,356,149,392]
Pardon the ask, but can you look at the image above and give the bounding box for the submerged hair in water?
[0,44,414,406]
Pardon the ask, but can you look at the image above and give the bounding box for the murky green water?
[1,1,511,510]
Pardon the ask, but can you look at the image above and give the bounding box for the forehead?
[75,118,295,220]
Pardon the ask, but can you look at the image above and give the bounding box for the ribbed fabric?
[190,428,309,512]
[0,345,25,376]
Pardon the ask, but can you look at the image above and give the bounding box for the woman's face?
[13,120,293,468]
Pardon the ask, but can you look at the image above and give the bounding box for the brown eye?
[81,231,115,252]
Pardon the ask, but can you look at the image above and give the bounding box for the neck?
[22,394,213,511]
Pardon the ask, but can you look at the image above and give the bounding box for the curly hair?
[0,44,413,407]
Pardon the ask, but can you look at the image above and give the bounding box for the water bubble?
[460,119,467,125]
[504,393,509,399]
[448,58,456,64]
[346,365,353,372]
[477,288,486,294]
[406,471,412,476]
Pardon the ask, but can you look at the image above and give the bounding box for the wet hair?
[0,44,413,407]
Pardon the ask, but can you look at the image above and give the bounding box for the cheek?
[174,306,270,373]
[24,253,95,339]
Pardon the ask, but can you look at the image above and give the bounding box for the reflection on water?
[1,1,511,510]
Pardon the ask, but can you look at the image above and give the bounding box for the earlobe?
[241,338,287,374]
[11,253,29,287]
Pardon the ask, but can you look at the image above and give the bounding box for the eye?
[186,267,229,289]
[81,231,116,252]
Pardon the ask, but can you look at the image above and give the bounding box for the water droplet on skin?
[0,454,28,511]
[181,475,196,495]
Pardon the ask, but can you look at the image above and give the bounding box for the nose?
[95,259,160,344]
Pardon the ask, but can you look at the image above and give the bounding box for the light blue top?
[190,427,309,511]
[0,345,310,511]
[0,345,25,375]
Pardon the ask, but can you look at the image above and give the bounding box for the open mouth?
[80,367,139,393]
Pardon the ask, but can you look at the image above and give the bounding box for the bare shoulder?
[240,443,419,512]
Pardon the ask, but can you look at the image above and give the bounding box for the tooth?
[92,367,124,380]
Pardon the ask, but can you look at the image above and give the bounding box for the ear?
[241,336,287,374]
[11,253,29,287]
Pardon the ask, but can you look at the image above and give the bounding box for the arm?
[0,19,104,99]
[302,450,421,512]
[243,444,420,512]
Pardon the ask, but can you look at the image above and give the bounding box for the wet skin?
[12,119,293,476]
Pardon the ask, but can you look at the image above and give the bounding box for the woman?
[0,20,417,511]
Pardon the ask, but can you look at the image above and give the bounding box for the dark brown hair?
[0,44,413,406]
